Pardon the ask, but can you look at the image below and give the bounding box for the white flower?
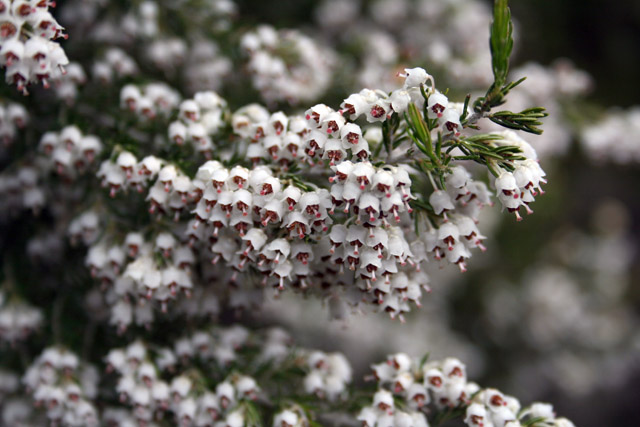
[178,397,197,422]
[304,370,324,395]
[132,386,150,407]
[236,375,258,398]
[170,376,192,400]
[429,190,455,216]
[340,93,369,120]
[373,389,394,413]
[365,98,391,123]
[524,402,555,420]
[465,403,488,426]
[400,67,433,89]
[273,409,299,427]
[406,383,429,408]
[390,89,412,114]
[224,409,245,427]
[179,100,200,122]
[440,108,462,136]
[120,85,141,110]
[428,92,449,119]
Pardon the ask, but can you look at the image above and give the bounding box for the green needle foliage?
[489,107,549,135]
[472,0,548,132]
[489,0,514,92]
[379,0,549,225]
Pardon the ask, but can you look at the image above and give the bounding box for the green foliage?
[405,103,438,166]
[241,401,263,427]
[281,172,316,192]
[490,0,514,90]
[394,0,549,226]
[489,108,549,135]
[418,352,430,371]
[472,0,533,117]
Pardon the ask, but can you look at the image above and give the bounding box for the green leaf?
[419,352,431,369]
[473,1,526,115]
[489,108,549,134]
[241,401,263,427]
[464,133,503,143]
[490,0,514,89]
[460,94,471,122]
[407,103,429,144]
[392,136,408,149]
[494,145,522,154]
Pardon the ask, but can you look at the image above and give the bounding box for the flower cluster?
[83,67,543,323]
[187,159,432,320]
[190,162,332,281]
[301,102,372,164]
[26,230,65,265]
[146,36,187,71]
[0,0,68,93]
[240,25,335,104]
[303,350,352,401]
[316,0,494,91]
[97,153,194,218]
[181,39,233,94]
[360,353,575,427]
[7,320,579,426]
[105,337,261,426]
[22,347,99,426]
[0,99,27,145]
[120,82,181,120]
[164,325,253,367]
[491,136,547,221]
[119,0,236,40]
[99,326,321,426]
[465,392,575,427]
[167,91,227,156]
[0,369,19,404]
[358,392,429,427]
[0,293,42,345]
[338,73,425,126]
[420,216,489,273]
[98,326,363,425]
[308,68,466,161]
[231,106,307,167]
[68,210,101,246]
[0,164,46,216]
[72,1,233,94]
[92,48,138,83]
[83,228,196,331]
[582,106,640,164]
[50,61,87,105]
[272,408,309,427]
[39,125,103,179]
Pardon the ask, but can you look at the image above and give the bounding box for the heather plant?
[1,0,636,426]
